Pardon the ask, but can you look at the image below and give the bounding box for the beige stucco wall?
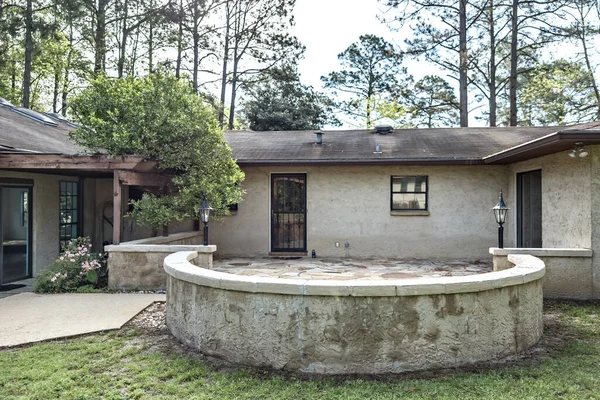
[0,170,79,275]
[210,165,508,260]
[106,232,207,290]
[507,149,592,249]
[490,248,594,300]
[165,251,544,374]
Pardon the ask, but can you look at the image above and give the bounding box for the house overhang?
[236,158,486,166]
[484,129,600,164]
[0,153,160,177]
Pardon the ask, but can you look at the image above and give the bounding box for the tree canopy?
[242,66,339,131]
[69,72,244,227]
[321,34,406,129]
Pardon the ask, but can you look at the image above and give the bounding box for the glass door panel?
[517,170,542,248]
[1,186,31,284]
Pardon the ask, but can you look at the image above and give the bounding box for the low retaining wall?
[165,251,545,375]
[105,231,214,290]
[490,248,594,300]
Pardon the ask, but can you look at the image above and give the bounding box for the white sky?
[290,0,444,127]
[291,0,396,89]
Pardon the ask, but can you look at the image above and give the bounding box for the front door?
[517,170,542,248]
[0,186,32,284]
[271,174,307,253]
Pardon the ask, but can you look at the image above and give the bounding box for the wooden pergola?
[0,153,172,244]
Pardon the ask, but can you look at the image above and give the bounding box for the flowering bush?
[34,237,108,293]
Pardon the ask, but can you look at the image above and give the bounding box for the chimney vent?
[375,125,393,135]
[314,131,324,144]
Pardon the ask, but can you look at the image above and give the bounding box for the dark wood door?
[271,174,307,252]
[517,170,542,248]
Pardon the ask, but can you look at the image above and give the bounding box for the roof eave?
[236,158,486,166]
[484,130,600,164]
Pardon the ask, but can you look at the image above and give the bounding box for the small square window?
[391,176,428,210]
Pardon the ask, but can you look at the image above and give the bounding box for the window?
[391,176,428,210]
[59,181,80,248]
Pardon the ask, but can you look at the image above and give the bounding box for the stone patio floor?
[212,257,492,281]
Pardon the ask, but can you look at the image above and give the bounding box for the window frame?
[390,176,429,211]
[59,180,81,249]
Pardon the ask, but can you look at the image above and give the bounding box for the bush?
[34,237,108,293]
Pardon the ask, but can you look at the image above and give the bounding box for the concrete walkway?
[0,292,165,348]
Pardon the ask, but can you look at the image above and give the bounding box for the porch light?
[569,142,588,158]
[492,190,509,248]
[199,195,213,246]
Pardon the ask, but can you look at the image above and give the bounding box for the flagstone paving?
[212,258,492,281]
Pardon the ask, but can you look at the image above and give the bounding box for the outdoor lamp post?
[492,190,509,248]
[199,195,213,246]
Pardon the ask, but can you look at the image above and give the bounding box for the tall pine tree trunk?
[488,0,497,127]
[228,54,238,130]
[22,0,33,108]
[148,16,154,73]
[94,0,108,74]
[117,1,129,78]
[53,70,60,113]
[175,0,183,79]
[61,24,74,116]
[218,2,231,127]
[509,0,518,126]
[458,0,468,127]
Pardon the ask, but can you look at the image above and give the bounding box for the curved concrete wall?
[165,252,545,374]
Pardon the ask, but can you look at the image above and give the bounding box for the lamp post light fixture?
[199,195,213,246]
[492,190,509,248]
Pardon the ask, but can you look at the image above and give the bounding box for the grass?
[0,302,599,399]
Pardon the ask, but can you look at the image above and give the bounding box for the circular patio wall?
[164,252,545,375]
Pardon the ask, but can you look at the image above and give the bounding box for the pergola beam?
[0,154,159,172]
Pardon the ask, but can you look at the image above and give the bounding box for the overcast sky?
[291,0,395,89]
[290,0,444,127]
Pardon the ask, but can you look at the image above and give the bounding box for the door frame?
[270,173,307,253]
[516,169,542,248]
[0,183,33,285]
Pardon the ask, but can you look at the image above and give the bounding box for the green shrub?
[34,237,108,293]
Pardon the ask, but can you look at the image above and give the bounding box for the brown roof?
[2,101,600,166]
[225,121,600,165]
[0,105,83,154]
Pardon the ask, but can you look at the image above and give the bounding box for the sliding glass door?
[0,186,32,284]
[517,170,542,248]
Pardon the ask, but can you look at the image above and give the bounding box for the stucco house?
[1,97,599,298]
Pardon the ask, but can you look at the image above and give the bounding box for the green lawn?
[1,301,599,400]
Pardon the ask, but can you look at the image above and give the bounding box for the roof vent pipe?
[314,131,324,144]
[374,141,382,154]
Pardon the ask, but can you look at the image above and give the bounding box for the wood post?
[113,170,122,245]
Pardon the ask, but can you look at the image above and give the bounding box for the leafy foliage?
[34,237,107,293]
[69,72,244,227]
[321,35,407,128]
[503,59,597,126]
[405,75,459,128]
[242,65,339,130]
